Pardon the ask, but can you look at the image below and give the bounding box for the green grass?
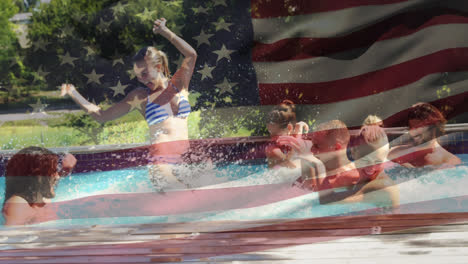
[0,109,253,150]
[0,126,86,150]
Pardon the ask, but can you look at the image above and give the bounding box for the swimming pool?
[0,155,467,228]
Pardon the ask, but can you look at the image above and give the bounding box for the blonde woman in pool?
[61,18,197,190]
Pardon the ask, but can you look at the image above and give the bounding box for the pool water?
[0,155,467,228]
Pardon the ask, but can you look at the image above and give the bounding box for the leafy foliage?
[24,0,184,103]
[53,112,104,145]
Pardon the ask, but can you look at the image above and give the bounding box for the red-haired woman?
[2,147,76,226]
[389,103,461,167]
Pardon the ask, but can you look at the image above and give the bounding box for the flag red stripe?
[251,0,410,19]
[258,48,468,105]
[44,184,311,222]
[253,11,468,62]
[381,91,468,127]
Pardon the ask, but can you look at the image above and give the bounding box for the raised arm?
[61,84,147,124]
[153,18,197,90]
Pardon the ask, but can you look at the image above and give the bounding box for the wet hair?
[363,115,383,127]
[266,100,296,129]
[351,124,389,158]
[315,120,350,146]
[408,102,446,137]
[4,146,59,205]
[132,46,170,78]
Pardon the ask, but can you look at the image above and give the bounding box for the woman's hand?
[60,84,75,97]
[61,154,77,171]
[293,121,309,138]
[59,153,77,177]
[153,18,169,35]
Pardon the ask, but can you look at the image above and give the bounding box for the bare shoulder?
[5,195,28,204]
[3,196,34,225]
[441,147,462,165]
[3,196,30,214]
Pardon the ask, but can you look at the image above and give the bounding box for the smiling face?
[133,60,163,90]
[408,119,436,146]
[353,144,389,176]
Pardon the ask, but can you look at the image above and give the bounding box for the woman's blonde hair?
[132,46,171,78]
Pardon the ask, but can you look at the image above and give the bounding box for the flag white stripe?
[253,24,468,84]
[298,72,468,127]
[207,72,467,128]
[252,0,466,43]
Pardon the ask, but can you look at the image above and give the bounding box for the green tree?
[54,112,104,145]
[25,0,184,103]
[0,0,19,86]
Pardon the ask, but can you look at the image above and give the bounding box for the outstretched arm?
[335,173,400,209]
[61,84,146,123]
[153,18,197,91]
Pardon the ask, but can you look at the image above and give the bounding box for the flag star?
[71,12,85,22]
[9,56,24,67]
[112,51,125,66]
[215,77,237,95]
[111,2,127,16]
[59,52,79,67]
[197,63,215,81]
[223,96,232,103]
[173,54,184,69]
[110,81,128,97]
[60,25,74,38]
[164,0,180,7]
[127,69,137,80]
[97,18,112,32]
[33,38,50,52]
[213,0,227,7]
[113,57,124,66]
[34,65,50,82]
[213,18,233,32]
[152,41,165,51]
[84,46,96,57]
[213,44,235,62]
[127,96,145,111]
[137,8,156,22]
[84,69,104,85]
[192,6,209,14]
[193,29,213,48]
[29,98,48,113]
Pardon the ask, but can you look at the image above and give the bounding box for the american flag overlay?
[1,0,468,262]
[251,0,468,126]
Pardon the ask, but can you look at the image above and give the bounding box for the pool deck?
[1,212,468,263]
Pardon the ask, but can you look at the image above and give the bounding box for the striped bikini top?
[145,82,191,126]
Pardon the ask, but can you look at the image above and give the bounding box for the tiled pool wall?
[0,132,467,176]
